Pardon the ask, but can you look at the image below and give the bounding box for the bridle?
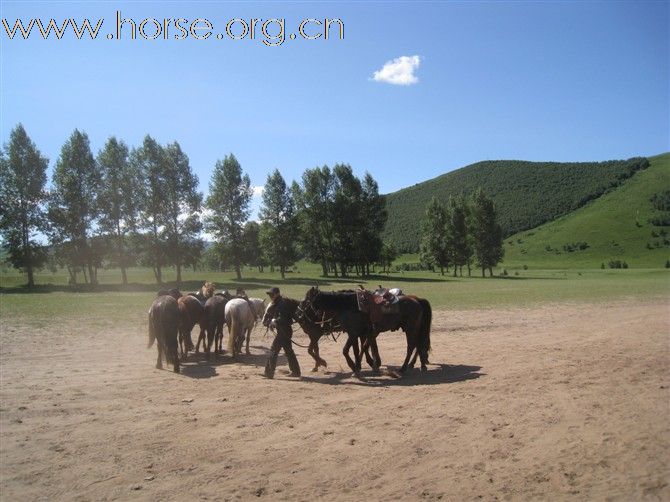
[296,292,343,340]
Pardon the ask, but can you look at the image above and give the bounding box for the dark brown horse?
[197,295,228,357]
[301,287,432,373]
[262,296,337,372]
[148,292,181,373]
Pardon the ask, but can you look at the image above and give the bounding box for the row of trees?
[0,124,389,286]
[420,190,504,277]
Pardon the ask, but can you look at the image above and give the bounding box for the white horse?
[247,297,266,327]
[225,298,257,357]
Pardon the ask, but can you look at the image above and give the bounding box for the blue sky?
[1,1,668,216]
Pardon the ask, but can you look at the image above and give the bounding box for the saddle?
[356,288,400,325]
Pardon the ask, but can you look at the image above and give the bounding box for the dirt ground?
[1,299,668,501]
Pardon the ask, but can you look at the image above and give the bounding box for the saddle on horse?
[355,287,400,326]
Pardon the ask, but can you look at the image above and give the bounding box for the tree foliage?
[0,124,49,287]
[420,197,450,274]
[205,154,252,280]
[471,188,504,277]
[48,129,100,284]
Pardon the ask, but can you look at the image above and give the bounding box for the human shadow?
[299,363,484,387]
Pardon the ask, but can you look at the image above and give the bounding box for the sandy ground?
[1,299,669,501]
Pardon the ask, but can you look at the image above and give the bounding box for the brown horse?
[177,295,204,359]
[148,293,181,373]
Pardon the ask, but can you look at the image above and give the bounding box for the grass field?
[2,264,668,326]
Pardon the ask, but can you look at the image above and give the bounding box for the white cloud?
[252,185,264,197]
[371,55,422,86]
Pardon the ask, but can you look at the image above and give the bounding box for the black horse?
[262,296,353,373]
[148,291,181,373]
[300,287,432,373]
[197,295,228,357]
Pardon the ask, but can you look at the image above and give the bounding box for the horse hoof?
[246,350,251,355]
[174,366,180,373]
[421,365,427,373]
[311,367,318,373]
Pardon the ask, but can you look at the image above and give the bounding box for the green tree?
[241,220,264,272]
[132,135,168,284]
[205,154,252,280]
[0,124,49,287]
[420,197,450,275]
[48,129,100,284]
[161,141,203,286]
[259,169,298,279]
[293,167,337,277]
[378,242,398,273]
[96,137,140,285]
[447,195,471,277]
[331,164,363,277]
[358,173,387,276]
[471,188,504,277]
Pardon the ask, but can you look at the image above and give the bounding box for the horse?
[301,287,432,373]
[148,293,181,373]
[299,287,376,373]
[177,295,203,359]
[198,295,227,357]
[262,296,331,372]
[188,281,216,305]
[225,298,257,357]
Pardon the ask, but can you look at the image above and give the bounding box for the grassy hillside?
[502,153,670,269]
[383,157,649,252]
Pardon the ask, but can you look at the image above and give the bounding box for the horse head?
[201,282,215,299]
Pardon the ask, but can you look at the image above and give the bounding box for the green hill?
[502,153,670,269]
[383,157,650,253]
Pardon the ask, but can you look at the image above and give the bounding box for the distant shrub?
[650,191,670,211]
[665,260,670,268]
[601,262,605,269]
[651,230,659,238]
[523,264,528,270]
[502,269,508,276]
[545,245,552,252]
[514,271,519,276]
[649,216,670,227]
[608,260,629,269]
[563,241,589,252]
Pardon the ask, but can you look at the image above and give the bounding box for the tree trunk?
[117,227,128,285]
[440,266,444,275]
[27,265,35,288]
[321,260,328,277]
[121,266,128,285]
[235,263,242,280]
[280,265,285,279]
[154,265,162,285]
[176,261,182,287]
[482,266,485,278]
[488,267,493,277]
[453,266,457,277]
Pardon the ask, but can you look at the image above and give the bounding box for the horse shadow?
[300,363,484,387]
[178,345,281,379]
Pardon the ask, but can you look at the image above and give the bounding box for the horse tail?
[417,298,432,356]
[227,310,237,354]
[148,311,157,349]
[162,312,179,366]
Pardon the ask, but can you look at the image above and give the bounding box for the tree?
[447,195,471,277]
[331,164,363,277]
[205,154,252,280]
[161,141,203,286]
[358,173,387,276]
[259,169,298,279]
[0,124,49,287]
[96,137,140,285]
[378,242,398,273]
[293,167,337,277]
[420,197,450,274]
[48,129,100,284]
[133,135,168,284]
[471,188,504,277]
[241,221,264,272]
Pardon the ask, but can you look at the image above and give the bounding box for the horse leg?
[400,332,416,373]
[342,336,358,373]
[351,336,362,372]
[369,336,382,374]
[363,337,376,369]
[195,327,205,353]
[245,327,251,355]
[308,342,319,372]
[155,340,163,370]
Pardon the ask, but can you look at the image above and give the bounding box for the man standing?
[263,287,301,379]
